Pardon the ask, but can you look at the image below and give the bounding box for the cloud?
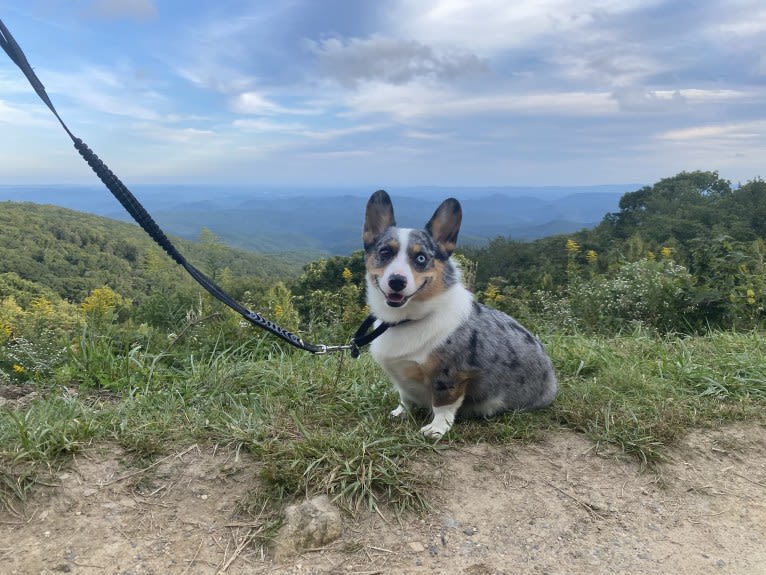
[658,121,766,141]
[302,150,373,159]
[233,117,386,143]
[715,2,766,36]
[134,123,215,144]
[309,35,488,87]
[404,129,449,140]
[232,92,287,115]
[344,80,617,122]
[231,91,323,117]
[390,0,656,55]
[610,86,686,113]
[42,65,170,122]
[233,118,310,133]
[87,0,158,21]
[0,100,57,128]
[176,65,257,96]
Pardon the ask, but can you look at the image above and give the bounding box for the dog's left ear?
[426,198,462,256]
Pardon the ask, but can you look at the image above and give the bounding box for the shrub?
[567,259,697,334]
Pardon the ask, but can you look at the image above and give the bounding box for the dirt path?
[2,424,765,575]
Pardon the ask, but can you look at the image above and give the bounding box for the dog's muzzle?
[378,276,428,308]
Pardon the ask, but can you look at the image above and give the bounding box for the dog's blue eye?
[414,253,428,266]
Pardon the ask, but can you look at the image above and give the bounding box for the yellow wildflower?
[82,286,121,317]
[483,284,504,303]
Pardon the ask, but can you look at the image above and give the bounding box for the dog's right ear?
[363,190,396,251]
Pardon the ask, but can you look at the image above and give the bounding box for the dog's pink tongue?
[386,293,405,306]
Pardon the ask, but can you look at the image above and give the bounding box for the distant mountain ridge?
[0,184,639,255]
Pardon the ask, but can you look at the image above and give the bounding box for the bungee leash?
[0,18,390,356]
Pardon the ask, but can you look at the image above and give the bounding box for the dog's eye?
[378,246,394,260]
[413,253,428,266]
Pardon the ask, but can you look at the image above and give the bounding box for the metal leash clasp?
[312,343,355,355]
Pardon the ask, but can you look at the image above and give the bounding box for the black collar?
[350,314,410,358]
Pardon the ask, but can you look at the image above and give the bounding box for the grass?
[1,327,766,520]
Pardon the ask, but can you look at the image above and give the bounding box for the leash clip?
[312,343,355,355]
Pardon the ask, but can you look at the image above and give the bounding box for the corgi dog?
[363,190,557,439]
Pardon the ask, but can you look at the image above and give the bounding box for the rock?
[272,495,342,560]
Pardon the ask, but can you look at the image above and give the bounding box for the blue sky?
[1,0,764,187]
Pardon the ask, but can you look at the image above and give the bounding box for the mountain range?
[0,184,639,255]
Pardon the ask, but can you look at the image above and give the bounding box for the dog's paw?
[390,403,407,418]
[420,421,450,440]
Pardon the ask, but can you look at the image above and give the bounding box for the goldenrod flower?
[13,364,25,374]
[82,286,120,317]
[586,250,598,264]
[483,284,503,303]
[565,239,581,255]
[342,267,353,283]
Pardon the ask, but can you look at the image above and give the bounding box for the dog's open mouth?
[385,292,407,307]
[379,278,429,308]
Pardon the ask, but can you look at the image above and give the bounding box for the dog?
[363,190,558,439]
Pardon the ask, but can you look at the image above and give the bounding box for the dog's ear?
[425,198,461,256]
[363,190,396,251]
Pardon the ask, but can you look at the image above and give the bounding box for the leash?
[0,18,391,356]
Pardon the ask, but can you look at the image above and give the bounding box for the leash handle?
[0,17,353,355]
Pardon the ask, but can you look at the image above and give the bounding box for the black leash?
[0,18,391,356]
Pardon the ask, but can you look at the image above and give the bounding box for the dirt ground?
[2,422,765,575]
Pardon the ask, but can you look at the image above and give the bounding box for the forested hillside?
[458,171,766,333]
[0,201,302,304]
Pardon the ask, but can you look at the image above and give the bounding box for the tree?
[607,171,732,243]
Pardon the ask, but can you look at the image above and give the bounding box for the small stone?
[409,541,426,552]
[272,495,342,560]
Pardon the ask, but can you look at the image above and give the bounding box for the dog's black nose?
[388,275,407,292]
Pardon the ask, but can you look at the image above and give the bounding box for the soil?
[2,420,765,575]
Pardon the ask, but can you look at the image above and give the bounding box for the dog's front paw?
[420,405,457,439]
[390,403,408,418]
[420,421,450,440]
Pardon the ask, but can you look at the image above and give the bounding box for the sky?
[1,0,764,188]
